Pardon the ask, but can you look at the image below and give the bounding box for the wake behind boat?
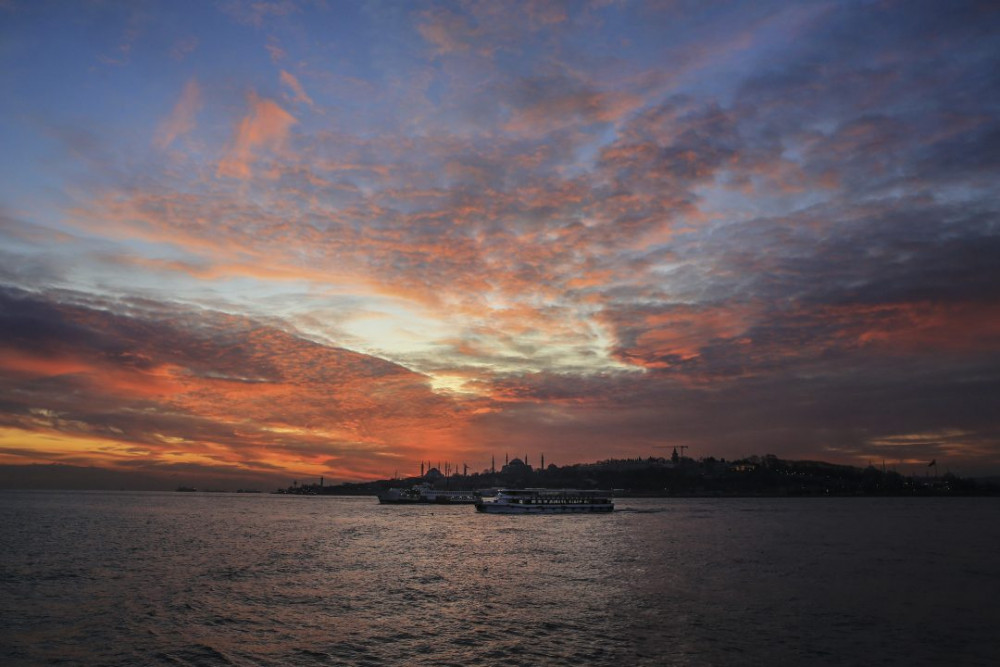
[475,488,614,513]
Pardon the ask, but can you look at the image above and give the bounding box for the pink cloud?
[280,70,315,109]
[828,301,1000,355]
[217,92,297,179]
[416,2,567,59]
[154,78,202,149]
[502,80,642,136]
[265,37,287,62]
[523,0,568,25]
[417,8,479,55]
[608,304,757,370]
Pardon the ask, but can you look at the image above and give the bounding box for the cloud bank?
[1,0,998,483]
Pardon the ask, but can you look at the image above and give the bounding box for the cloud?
[154,78,202,149]
[417,7,478,56]
[220,0,300,28]
[168,35,199,61]
[603,303,757,371]
[5,0,1000,480]
[416,1,569,59]
[266,36,287,62]
[500,73,643,136]
[0,287,472,481]
[217,92,297,179]
[280,70,315,109]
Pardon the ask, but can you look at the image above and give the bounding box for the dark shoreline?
[278,454,1000,498]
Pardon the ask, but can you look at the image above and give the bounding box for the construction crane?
[678,445,689,458]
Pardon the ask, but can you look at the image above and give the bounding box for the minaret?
[491,455,495,473]
[541,453,545,470]
[421,461,425,477]
[505,453,509,465]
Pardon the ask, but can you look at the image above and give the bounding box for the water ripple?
[2,493,999,665]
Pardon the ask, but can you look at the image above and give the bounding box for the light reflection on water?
[1,492,998,665]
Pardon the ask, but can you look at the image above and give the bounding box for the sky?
[1,0,998,488]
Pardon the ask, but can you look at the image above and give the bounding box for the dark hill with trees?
[277,454,999,497]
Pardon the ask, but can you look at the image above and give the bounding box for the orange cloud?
[609,304,756,370]
[0,291,480,482]
[839,301,1000,354]
[0,349,92,378]
[154,78,202,149]
[217,92,297,179]
[502,79,643,137]
[0,347,184,400]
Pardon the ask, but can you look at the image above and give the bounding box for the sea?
[1,492,998,666]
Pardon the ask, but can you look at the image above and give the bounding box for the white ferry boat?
[475,488,614,514]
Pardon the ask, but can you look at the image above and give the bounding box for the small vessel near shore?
[377,483,478,505]
[475,488,614,513]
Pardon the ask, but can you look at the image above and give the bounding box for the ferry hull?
[379,496,477,505]
[475,488,614,514]
[475,503,613,513]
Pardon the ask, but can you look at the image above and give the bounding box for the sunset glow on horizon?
[1,1,998,487]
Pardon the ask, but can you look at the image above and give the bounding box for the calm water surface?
[2,492,998,666]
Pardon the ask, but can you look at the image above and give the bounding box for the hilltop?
[277,454,1000,497]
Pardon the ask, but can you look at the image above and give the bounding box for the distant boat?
[377,483,478,505]
[475,488,614,514]
[175,486,197,492]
